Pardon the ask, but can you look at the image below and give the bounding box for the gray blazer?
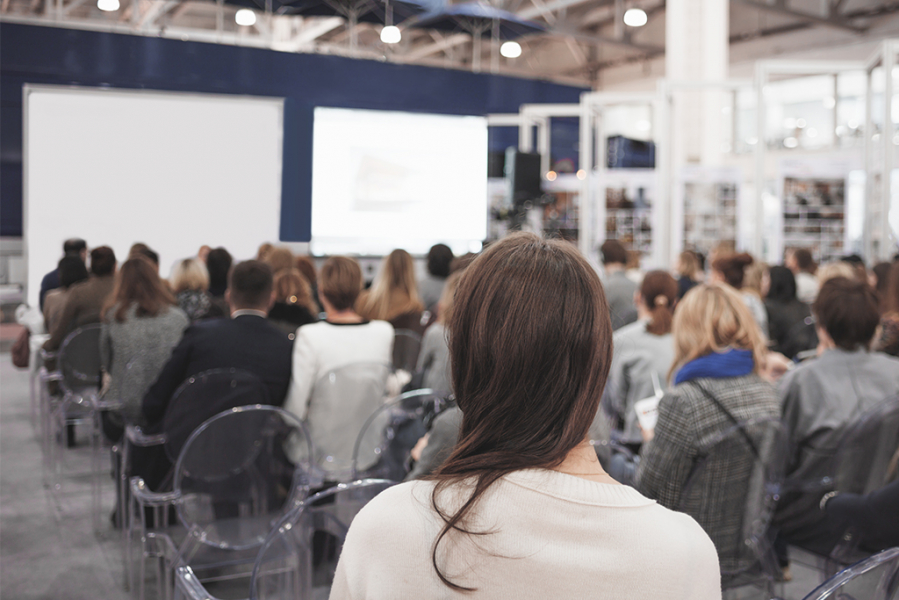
[405,406,462,480]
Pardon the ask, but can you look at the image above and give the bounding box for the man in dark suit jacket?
[141,260,294,428]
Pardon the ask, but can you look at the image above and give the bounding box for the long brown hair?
[357,249,424,321]
[104,256,176,323]
[884,261,899,316]
[641,270,677,335]
[428,233,613,591]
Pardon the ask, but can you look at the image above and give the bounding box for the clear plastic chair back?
[58,324,102,394]
[306,362,392,482]
[173,406,313,552]
[678,417,788,580]
[249,479,396,600]
[352,389,448,480]
[833,395,899,495]
[801,547,899,600]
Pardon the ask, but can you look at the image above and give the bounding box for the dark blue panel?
[0,22,587,238]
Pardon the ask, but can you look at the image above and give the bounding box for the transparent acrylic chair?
[304,362,393,483]
[123,368,271,597]
[392,329,422,374]
[801,547,899,600]
[130,405,312,600]
[676,417,789,599]
[352,388,448,481]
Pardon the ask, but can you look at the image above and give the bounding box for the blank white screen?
[25,86,283,306]
[311,107,488,256]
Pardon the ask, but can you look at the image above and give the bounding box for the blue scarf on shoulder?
[674,348,755,385]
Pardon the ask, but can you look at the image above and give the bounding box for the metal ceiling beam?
[399,32,468,61]
[138,0,178,28]
[274,15,343,48]
[549,24,663,53]
[731,0,867,34]
[517,0,598,20]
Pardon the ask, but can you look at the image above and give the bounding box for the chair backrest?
[833,395,899,495]
[677,417,789,578]
[163,368,271,463]
[58,323,102,393]
[249,479,396,600]
[306,362,392,482]
[352,389,448,480]
[172,405,313,551]
[801,547,899,600]
[393,329,422,373]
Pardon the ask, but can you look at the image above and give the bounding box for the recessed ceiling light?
[623,8,647,27]
[235,8,256,26]
[500,41,522,58]
[380,25,401,44]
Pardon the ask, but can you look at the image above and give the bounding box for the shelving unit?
[782,177,846,262]
[681,181,738,255]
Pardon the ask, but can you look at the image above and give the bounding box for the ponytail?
[641,270,678,336]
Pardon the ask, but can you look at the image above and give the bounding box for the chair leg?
[91,409,102,533]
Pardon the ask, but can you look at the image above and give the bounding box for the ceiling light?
[235,8,256,26]
[97,0,119,11]
[784,137,798,148]
[576,169,586,180]
[380,25,401,44]
[500,41,522,58]
[546,171,557,181]
[623,7,647,27]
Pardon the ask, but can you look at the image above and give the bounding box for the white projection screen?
[24,85,284,306]
[311,107,488,256]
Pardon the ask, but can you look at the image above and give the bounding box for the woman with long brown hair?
[99,256,188,441]
[331,233,720,599]
[267,268,319,335]
[601,270,678,445]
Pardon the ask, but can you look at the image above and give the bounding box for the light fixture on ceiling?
[623,7,647,27]
[235,8,257,26]
[380,25,401,44]
[97,0,119,11]
[500,41,522,59]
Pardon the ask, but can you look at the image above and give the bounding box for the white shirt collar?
[231,309,267,319]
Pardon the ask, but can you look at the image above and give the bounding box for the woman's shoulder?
[348,480,438,540]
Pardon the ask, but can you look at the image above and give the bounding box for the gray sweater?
[100,304,189,423]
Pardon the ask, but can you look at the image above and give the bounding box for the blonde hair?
[437,271,464,325]
[357,249,424,321]
[265,247,295,275]
[817,261,856,286]
[273,268,318,315]
[169,258,210,293]
[677,251,700,279]
[743,261,768,298]
[669,283,767,382]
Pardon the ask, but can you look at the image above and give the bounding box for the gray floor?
[0,353,833,600]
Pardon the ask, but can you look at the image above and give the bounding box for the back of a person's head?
[58,255,89,288]
[228,260,274,310]
[437,271,463,325]
[90,246,116,276]
[677,250,700,278]
[427,244,454,278]
[320,256,362,311]
[885,261,899,315]
[361,249,423,320]
[265,247,295,274]
[433,232,613,589]
[817,261,856,286]
[129,242,159,266]
[294,255,317,287]
[743,260,768,296]
[450,252,477,274]
[170,258,209,293]
[600,239,628,266]
[107,256,174,322]
[813,277,880,351]
[712,252,754,289]
[273,268,317,314]
[206,247,233,290]
[793,248,815,273]
[63,238,87,256]
[671,283,765,380]
[766,266,797,303]
[256,242,274,261]
[641,271,677,336]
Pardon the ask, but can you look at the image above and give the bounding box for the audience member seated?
[268,268,318,336]
[676,250,701,299]
[283,256,393,477]
[128,242,159,270]
[419,243,453,313]
[294,254,322,312]
[43,246,117,352]
[599,239,638,331]
[816,260,855,287]
[601,270,677,445]
[141,260,293,427]
[636,282,779,574]
[773,276,899,556]
[99,257,189,441]
[169,258,223,322]
[204,246,232,311]
[786,248,818,304]
[40,238,87,311]
[264,246,295,274]
[711,252,768,337]
[819,471,899,554]
[358,249,426,333]
[765,266,817,360]
[415,271,462,395]
[332,234,721,600]
[872,261,892,306]
[876,261,899,357]
[43,255,89,334]
[405,403,462,480]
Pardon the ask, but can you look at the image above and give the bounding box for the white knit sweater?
[330,469,721,600]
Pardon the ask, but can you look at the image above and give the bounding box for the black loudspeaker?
[505,148,542,205]
[488,151,506,178]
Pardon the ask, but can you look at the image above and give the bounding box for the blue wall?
[0,22,587,239]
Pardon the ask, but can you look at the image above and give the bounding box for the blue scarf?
[674,348,754,385]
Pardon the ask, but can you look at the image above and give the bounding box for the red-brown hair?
[428,233,613,591]
[104,256,176,323]
[641,270,678,335]
[713,252,754,289]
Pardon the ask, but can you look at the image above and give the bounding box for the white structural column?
[665,0,730,253]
